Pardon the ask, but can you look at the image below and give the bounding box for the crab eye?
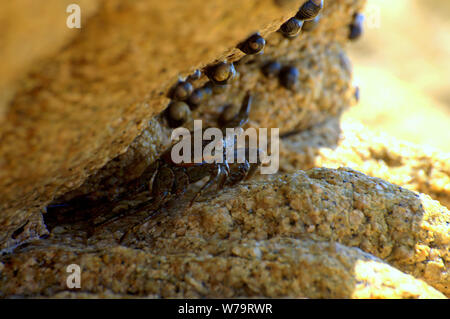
[279,66,300,90]
[295,0,323,21]
[238,33,266,55]
[279,17,303,38]
[205,62,236,85]
[170,81,194,101]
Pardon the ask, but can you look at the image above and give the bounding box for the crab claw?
[219,91,252,129]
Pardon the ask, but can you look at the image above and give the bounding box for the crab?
[92,92,262,242]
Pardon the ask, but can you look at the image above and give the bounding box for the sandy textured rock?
[0,238,444,299]
[115,167,448,296]
[0,0,365,251]
[280,118,450,208]
[1,168,447,298]
[0,0,100,113]
[57,0,365,205]
[2,0,447,300]
[0,0,294,249]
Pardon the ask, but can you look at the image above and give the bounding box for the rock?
[1,168,447,298]
[1,0,448,300]
[280,118,450,209]
[0,0,100,114]
[119,167,448,296]
[0,238,445,299]
[0,0,365,251]
[56,0,366,207]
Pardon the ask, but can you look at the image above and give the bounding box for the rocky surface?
[0,0,299,251]
[56,0,362,204]
[0,240,445,299]
[0,168,447,298]
[280,118,450,209]
[1,0,449,299]
[0,0,363,252]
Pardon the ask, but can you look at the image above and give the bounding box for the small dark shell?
[187,85,213,109]
[166,101,191,128]
[302,14,320,31]
[295,0,323,21]
[349,13,364,40]
[187,88,205,109]
[261,60,282,78]
[186,69,202,82]
[170,81,194,101]
[205,62,236,85]
[279,66,300,90]
[279,17,304,38]
[238,33,266,55]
